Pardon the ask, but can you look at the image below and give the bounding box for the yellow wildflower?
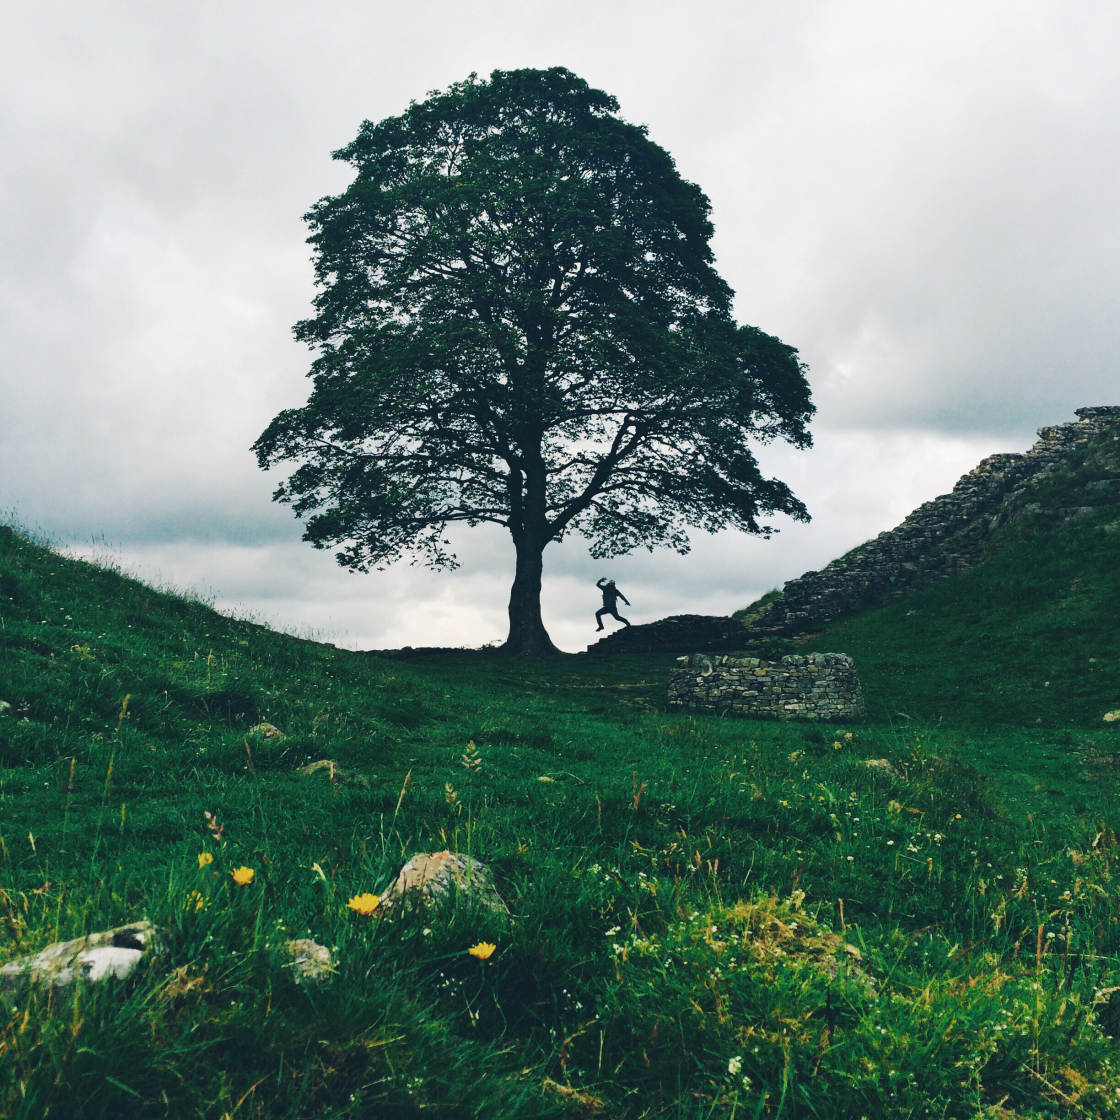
[468,941,496,961]
[347,892,380,916]
[231,866,255,886]
[186,891,207,912]
[197,852,214,868]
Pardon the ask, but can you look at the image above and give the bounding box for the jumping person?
[595,577,631,631]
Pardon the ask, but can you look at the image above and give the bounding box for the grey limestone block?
[0,920,164,998]
[377,851,510,920]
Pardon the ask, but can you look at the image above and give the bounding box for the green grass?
[799,506,1120,731]
[2,523,1120,1117]
[724,431,1120,731]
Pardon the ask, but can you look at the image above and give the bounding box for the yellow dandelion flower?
[197,851,214,868]
[468,941,496,961]
[231,866,255,886]
[347,892,380,916]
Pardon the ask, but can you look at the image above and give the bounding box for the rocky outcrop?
[586,614,756,654]
[742,406,1120,639]
[0,920,164,997]
[377,851,509,918]
[668,652,865,721]
[284,938,335,984]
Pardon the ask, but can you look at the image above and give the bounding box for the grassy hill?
[2,524,1120,1117]
[747,426,1120,729]
[801,508,1120,728]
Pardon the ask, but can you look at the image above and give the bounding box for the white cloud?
[4,0,1117,650]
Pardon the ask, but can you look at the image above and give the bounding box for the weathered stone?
[0,920,164,997]
[668,653,864,721]
[248,722,285,740]
[863,758,901,780]
[296,759,370,787]
[377,851,509,918]
[283,938,335,984]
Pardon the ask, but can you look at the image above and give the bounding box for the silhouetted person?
[595,577,631,631]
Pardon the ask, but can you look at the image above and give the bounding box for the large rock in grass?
[586,613,756,654]
[283,938,335,984]
[248,722,285,740]
[378,852,509,918]
[0,920,164,998]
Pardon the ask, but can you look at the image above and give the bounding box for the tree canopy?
[253,67,814,655]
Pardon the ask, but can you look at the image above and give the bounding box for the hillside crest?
[743,405,1120,639]
[590,405,1120,651]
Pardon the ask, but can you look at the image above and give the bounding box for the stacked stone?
[743,406,1120,639]
[667,652,865,721]
[996,405,1120,523]
[1032,406,1120,463]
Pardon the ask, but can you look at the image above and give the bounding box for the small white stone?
[77,947,143,983]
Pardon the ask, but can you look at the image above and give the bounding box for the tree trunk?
[502,538,560,657]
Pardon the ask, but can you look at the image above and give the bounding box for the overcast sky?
[3,0,1117,653]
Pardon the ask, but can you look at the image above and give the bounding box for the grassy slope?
[783,429,1120,730]
[2,525,1120,1118]
[799,510,1120,729]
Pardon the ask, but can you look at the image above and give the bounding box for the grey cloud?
[3,0,1117,651]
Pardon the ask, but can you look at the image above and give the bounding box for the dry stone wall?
[743,406,1120,639]
[668,652,865,721]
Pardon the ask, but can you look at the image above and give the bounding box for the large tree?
[254,67,814,656]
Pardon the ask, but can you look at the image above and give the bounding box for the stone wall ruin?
[740,406,1120,640]
[668,652,866,721]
